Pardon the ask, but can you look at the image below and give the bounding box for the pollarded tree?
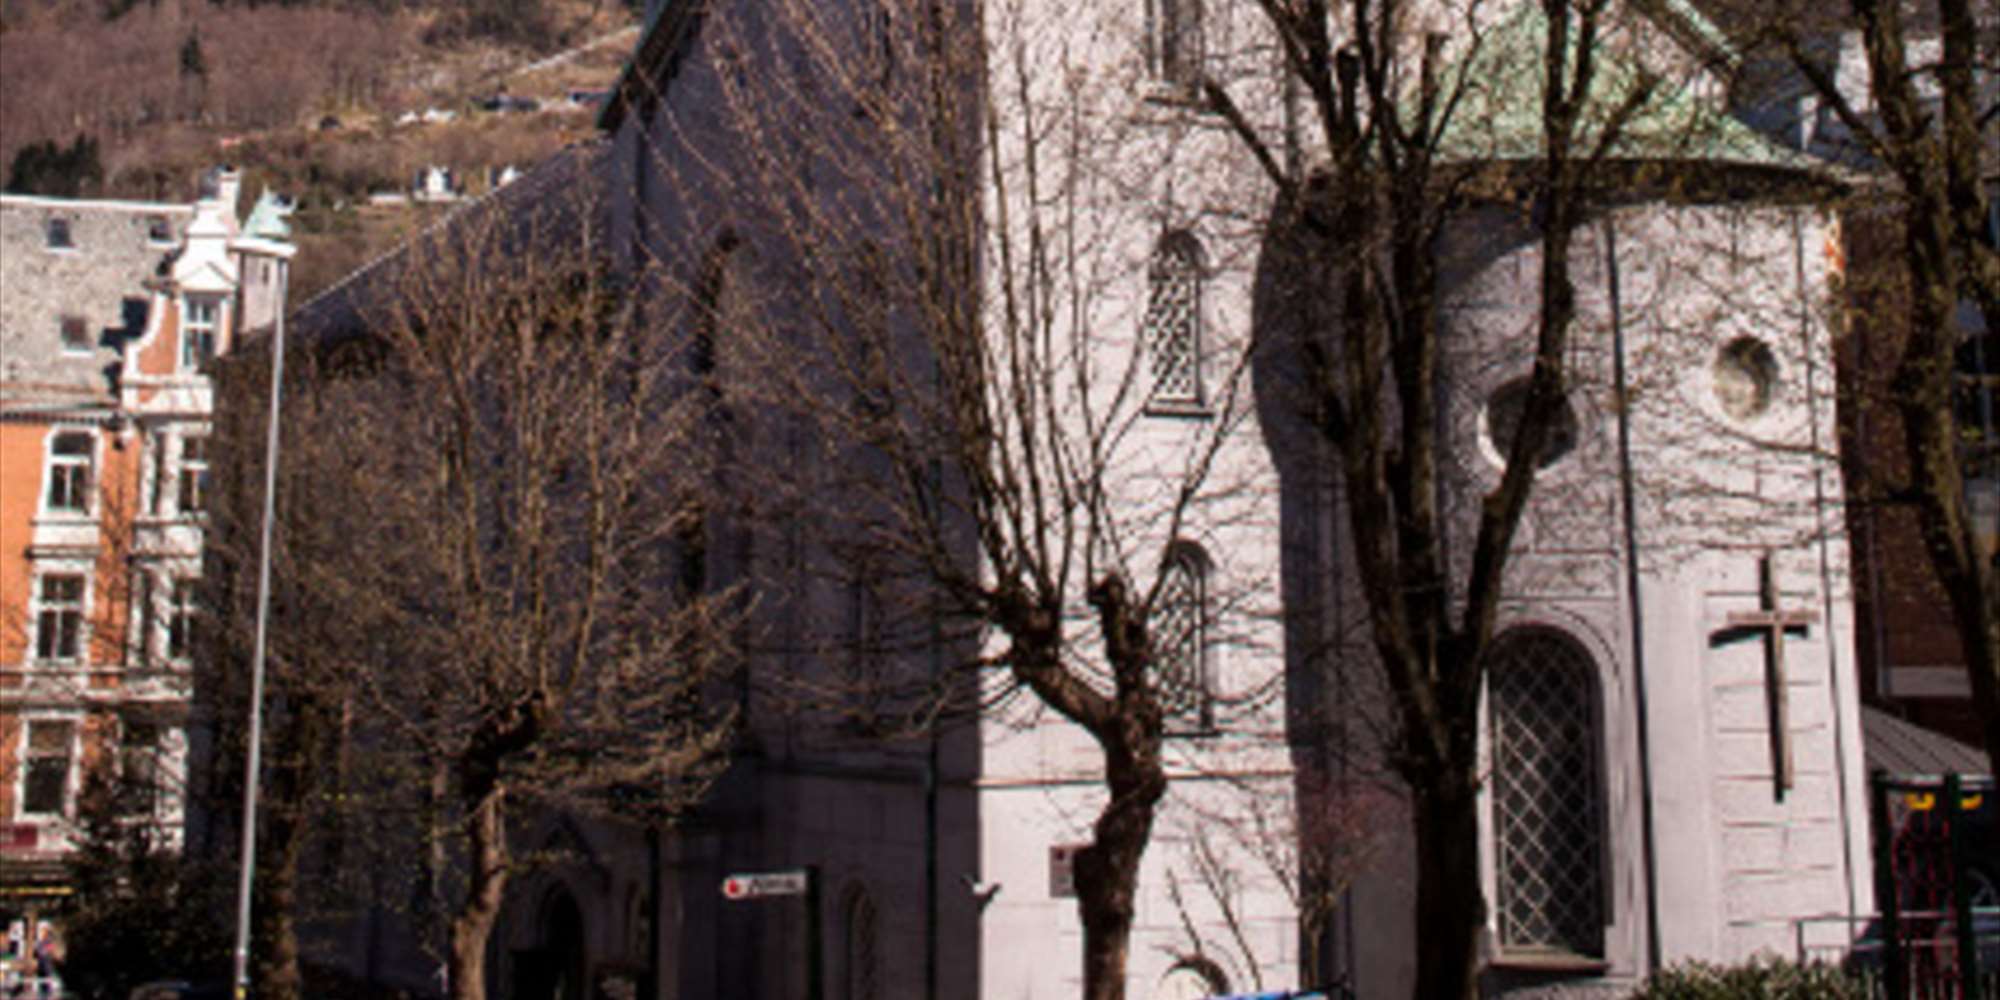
[1202,1,1670,996]
[614,0,1291,994]
[208,175,738,1000]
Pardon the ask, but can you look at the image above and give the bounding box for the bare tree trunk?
[254,836,304,1000]
[1074,755,1167,1000]
[448,785,509,1000]
[1411,771,1484,1000]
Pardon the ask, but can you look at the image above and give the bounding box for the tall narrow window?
[1153,541,1213,731]
[181,297,219,369]
[34,574,86,662]
[1147,0,1204,89]
[1144,232,1205,410]
[148,431,168,515]
[167,578,198,661]
[178,434,210,515]
[1487,627,1606,959]
[1956,333,2000,563]
[45,432,92,512]
[45,218,73,250]
[117,721,162,817]
[135,572,158,666]
[21,720,76,817]
[843,885,879,1000]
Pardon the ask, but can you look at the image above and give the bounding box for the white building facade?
[576,0,1877,996]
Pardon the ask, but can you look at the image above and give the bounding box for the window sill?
[1488,951,1609,975]
[1144,399,1213,420]
[1141,81,1208,110]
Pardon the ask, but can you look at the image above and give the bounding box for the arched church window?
[843,883,880,1000]
[1146,0,1204,90]
[1487,627,1606,959]
[1153,541,1213,732]
[1145,232,1205,411]
[1154,955,1230,998]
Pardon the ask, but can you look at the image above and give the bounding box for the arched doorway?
[513,886,586,1000]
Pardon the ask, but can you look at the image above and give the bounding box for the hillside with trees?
[0,0,638,301]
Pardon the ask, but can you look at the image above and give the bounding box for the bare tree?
[1734,0,2000,776]
[206,181,738,1000]
[605,0,1710,994]
[1200,1,1670,995]
[614,0,1295,993]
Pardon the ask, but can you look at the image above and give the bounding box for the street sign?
[721,869,811,900]
[1049,843,1088,898]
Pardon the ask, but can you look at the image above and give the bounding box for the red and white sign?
[721,870,810,900]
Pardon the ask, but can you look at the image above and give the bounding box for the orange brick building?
[0,168,291,982]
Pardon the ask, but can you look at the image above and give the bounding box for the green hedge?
[1627,957,1871,1000]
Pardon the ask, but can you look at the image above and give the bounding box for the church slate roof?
[291,139,611,348]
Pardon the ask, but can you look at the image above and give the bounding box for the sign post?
[722,866,821,1000]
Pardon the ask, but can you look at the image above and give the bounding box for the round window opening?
[1485,376,1578,470]
[1713,337,1779,420]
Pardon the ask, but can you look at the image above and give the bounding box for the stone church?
[292,0,1886,997]
[567,0,1879,995]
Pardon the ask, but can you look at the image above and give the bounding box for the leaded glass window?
[1153,542,1212,730]
[1488,627,1606,959]
[1145,233,1204,409]
[1147,0,1204,89]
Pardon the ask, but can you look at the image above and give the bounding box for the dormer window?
[60,315,90,354]
[182,297,220,369]
[46,217,74,250]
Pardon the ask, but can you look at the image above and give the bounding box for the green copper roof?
[243,187,293,242]
[1423,1,1810,170]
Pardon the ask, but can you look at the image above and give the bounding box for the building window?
[135,572,158,665]
[117,721,162,817]
[21,720,76,817]
[1147,0,1204,89]
[45,217,73,250]
[167,578,198,661]
[1483,376,1579,470]
[1153,541,1213,731]
[34,574,86,662]
[182,297,219,369]
[1144,232,1205,410]
[146,215,173,244]
[178,434,210,515]
[1713,337,1779,420]
[60,315,90,353]
[1487,627,1607,960]
[44,431,93,513]
[1957,333,2000,564]
[842,884,879,1000]
[148,430,168,515]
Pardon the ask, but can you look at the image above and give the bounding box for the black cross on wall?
[1710,552,1820,800]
